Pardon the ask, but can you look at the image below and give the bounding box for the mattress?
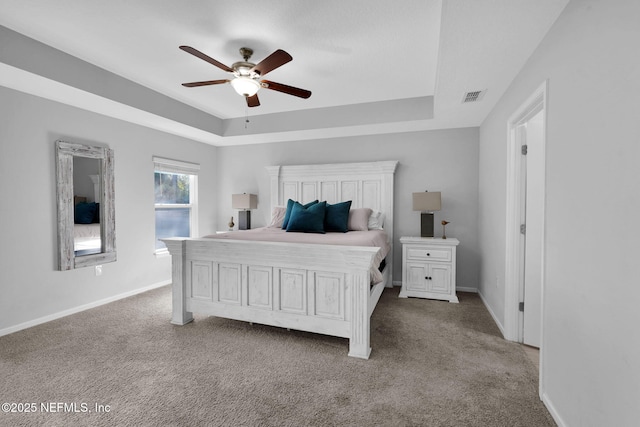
[74,223,101,252]
[204,227,390,283]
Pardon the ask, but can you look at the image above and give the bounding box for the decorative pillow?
[75,202,97,224]
[348,208,372,231]
[282,199,319,229]
[324,200,352,232]
[286,201,327,233]
[268,206,286,228]
[93,202,100,223]
[368,210,385,230]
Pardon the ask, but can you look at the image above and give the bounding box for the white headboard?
[266,160,398,277]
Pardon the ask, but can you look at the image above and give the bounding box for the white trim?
[153,156,200,175]
[478,289,506,338]
[456,286,478,293]
[190,174,199,238]
[0,280,170,338]
[505,80,547,340]
[542,392,568,427]
[505,80,548,399]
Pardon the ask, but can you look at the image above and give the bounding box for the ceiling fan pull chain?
[245,105,250,129]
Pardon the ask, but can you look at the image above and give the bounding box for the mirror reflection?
[73,157,101,255]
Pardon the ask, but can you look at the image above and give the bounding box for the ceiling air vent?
[462,90,486,103]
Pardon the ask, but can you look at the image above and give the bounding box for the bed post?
[163,238,193,326]
[266,165,281,212]
[348,271,372,359]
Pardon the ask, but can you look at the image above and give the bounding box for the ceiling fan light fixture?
[230,77,260,97]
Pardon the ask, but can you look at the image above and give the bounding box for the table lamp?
[412,191,441,237]
[232,193,257,230]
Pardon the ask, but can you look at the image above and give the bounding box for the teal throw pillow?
[324,200,352,232]
[282,199,319,229]
[286,201,327,233]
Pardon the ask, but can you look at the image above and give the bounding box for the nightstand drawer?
[406,247,451,262]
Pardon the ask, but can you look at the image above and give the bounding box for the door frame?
[504,80,548,394]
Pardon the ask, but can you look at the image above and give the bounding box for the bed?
[73,196,101,255]
[74,223,101,252]
[162,160,397,359]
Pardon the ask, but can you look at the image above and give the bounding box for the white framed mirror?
[56,140,116,270]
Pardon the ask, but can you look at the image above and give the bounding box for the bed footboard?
[163,237,382,359]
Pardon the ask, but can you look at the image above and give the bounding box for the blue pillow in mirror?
[75,202,97,224]
[93,202,100,223]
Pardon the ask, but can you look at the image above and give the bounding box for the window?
[153,157,199,253]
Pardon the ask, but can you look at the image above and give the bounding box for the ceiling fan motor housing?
[239,47,253,61]
[232,61,258,77]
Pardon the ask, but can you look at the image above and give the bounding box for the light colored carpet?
[0,286,554,426]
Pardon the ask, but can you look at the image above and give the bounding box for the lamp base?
[238,210,251,230]
[420,213,435,237]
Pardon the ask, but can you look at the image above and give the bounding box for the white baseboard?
[0,280,171,338]
[392,281,478,294]
[542,391,566,427]
[478,289,506,339]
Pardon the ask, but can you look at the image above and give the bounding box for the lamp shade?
[412,192,441,212]
[232,193,257,210]
[230,77,260,97]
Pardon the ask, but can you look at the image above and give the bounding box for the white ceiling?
[0,0,569,145]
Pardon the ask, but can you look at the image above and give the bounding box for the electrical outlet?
[95,265,103,276]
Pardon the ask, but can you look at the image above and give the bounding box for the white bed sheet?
[74,223,101,252]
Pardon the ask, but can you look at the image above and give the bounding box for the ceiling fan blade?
[246,94,260,107]
[251,49,292,76]
[179,45,234,73]
[182,79,229,87]
[261,80,311,99]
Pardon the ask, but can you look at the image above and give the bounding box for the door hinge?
[519,302,525,312]
[520,224,526,235]
[521,144,528,155]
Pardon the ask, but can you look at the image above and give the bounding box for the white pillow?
[348,208,372,231]
[268,206,286,228]
[368,210,385,230]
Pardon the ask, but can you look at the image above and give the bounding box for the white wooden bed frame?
[163,160,397,359]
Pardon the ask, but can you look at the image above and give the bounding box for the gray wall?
[478,0,640,425]
[217,128,480,289]
[0,86,218,332]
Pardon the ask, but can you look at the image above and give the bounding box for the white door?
[520,110,544,348]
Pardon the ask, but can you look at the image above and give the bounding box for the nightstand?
[399,237,460,303]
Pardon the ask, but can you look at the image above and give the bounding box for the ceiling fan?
[179,46,312,107]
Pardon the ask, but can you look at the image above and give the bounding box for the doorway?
[504,81,547,395]
[519,110,544,348]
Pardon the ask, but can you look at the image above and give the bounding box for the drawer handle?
[424,276,432,280]
[426,253,431,256]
